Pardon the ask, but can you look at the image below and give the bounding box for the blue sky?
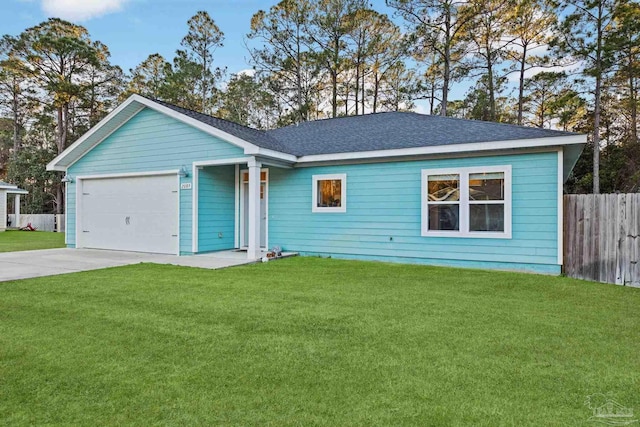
[4,0,397,75]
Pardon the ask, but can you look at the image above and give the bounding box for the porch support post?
[14,194,20,229]
[247,157,262,260]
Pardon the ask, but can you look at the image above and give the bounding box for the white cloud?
[41,0,129,21]
[236,69,256,78]
[506,62,583,83]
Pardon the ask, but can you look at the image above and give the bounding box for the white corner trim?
[176,173,181,256]
[192,164,199,254]
[234,164,240,248]
[312,173,347,213]
[75,178,82,250]
[64,182,68,245]
[296,135,587,164]
[421,165,512,239]
[557,148,564,266]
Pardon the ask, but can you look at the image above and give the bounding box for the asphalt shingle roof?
[154,100,290,153]
[267,112,577,156]
[153,99,577,157]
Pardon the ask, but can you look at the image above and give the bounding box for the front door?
[241,170,267,248]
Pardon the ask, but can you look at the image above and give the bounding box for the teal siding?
[268,151,560,274]
[67,107,246,254]
[198,166,236,252]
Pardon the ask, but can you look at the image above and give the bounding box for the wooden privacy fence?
[564,194,640,287]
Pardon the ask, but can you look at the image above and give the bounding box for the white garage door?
[79,174,179,254]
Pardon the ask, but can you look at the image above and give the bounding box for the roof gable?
[67,107,246,175]
[47,95,293,172]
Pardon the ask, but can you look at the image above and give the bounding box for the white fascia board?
[295,134,587,164]
[6,189,29,195]
[47,97,145,171]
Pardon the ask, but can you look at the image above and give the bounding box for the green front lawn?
[1,258,638,426]
[0,230,65,253]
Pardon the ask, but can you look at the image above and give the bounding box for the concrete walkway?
[0,248,256,282]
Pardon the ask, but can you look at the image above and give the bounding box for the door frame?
[75,169,181,255]
[239,168,268,250]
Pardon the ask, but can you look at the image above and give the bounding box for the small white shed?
[0,181,28,232]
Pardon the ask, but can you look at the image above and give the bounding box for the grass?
[0,258,639,426]
[0,230,65,253]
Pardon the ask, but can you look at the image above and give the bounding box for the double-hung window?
[421,165,512,238]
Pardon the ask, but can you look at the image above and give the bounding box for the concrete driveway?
[0,248,255,282]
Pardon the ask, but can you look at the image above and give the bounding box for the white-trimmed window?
[421,165,512,238]
[312,174,346,213]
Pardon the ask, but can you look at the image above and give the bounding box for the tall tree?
[551,88,587,132]
[421,53,444,115]
[11,18,100,213]
[377,62,418,112]
[356,11,407,114]
[127,53,172,99]
[308,0,366,118]
[181,11,225,114]
[387,0,479,116]
[505,0,557,125]
[0,37,34,151]
[80,41,124,129]
[345,7,376,115]
[553,0,617,194]
[464,0,513,122]
[609,0,640,143]
[219,73,280,129]
[163,50,206,111]
[522,71,570,128]
[248,0,318,122]
[451,75,516,123]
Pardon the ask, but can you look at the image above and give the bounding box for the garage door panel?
[79,174,179,254]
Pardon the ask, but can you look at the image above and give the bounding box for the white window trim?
[312,173,347,213]
[421,165,512,239]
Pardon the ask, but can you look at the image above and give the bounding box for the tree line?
[0,0,639,214]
